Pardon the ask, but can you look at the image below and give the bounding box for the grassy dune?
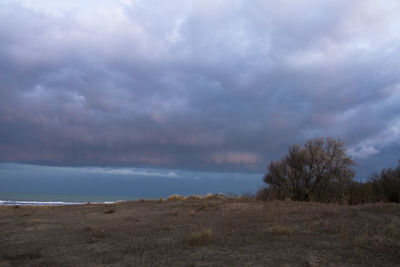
[1,198,399,266]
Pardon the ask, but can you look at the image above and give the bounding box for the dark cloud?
[1,0,400,175]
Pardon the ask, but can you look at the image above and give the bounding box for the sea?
[0,192,137,206]
[0,163,264,206]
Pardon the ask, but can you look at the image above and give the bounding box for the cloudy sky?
[1,0,400,176]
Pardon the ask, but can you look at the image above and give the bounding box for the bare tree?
[263,137,355,202]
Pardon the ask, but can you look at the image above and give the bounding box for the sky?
[1,0,400,179]
[0,163,263,198]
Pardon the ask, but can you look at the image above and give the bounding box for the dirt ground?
[0,198,399,266]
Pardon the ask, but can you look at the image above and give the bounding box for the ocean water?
[0,192,137,206]
[0,163,264,205]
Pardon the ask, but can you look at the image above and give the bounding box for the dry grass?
[0,199,399,266]
[302,253,323,267]
[384,224,397,238]
[187,195,201,200]
[187,228,212,246]
[202,193,214,199]
[165,194,187,201]
[165,193,227,201]
[201,193,227,200]
[104,208,115,214]
[265,224,294,235]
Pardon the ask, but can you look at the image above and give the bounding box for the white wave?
[0,200,116,206]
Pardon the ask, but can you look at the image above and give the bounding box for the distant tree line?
[257,137,400,204]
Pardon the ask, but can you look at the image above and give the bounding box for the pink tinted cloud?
[208,151,259,165]
[86,152,174,166]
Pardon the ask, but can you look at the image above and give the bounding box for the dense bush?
[263,137,355,203]
[344,181,375,205]
[256,187,274,201]
[369,162,400,203]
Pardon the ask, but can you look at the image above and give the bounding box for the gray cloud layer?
[1,0,400,174]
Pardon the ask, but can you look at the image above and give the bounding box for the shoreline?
[0,199,118,206]
[0,191,140,205]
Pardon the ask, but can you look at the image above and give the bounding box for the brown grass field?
[0,197,399,266]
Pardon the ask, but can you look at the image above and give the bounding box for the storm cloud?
[1,0,400,175]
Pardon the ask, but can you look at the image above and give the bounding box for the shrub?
[345,182,375,205]
[263,137,355,203]
[256,187,274,201]
[369,161,400,203]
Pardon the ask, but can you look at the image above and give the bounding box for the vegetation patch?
[104,209,115,214]
[187,228,212,246]
[166,194,187,201]
[2,251,43,261]
[1,199,400,265]
[384,224,397,238]
[265,224,294,235]
[187,195,201,200]
[258,137,400,205]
